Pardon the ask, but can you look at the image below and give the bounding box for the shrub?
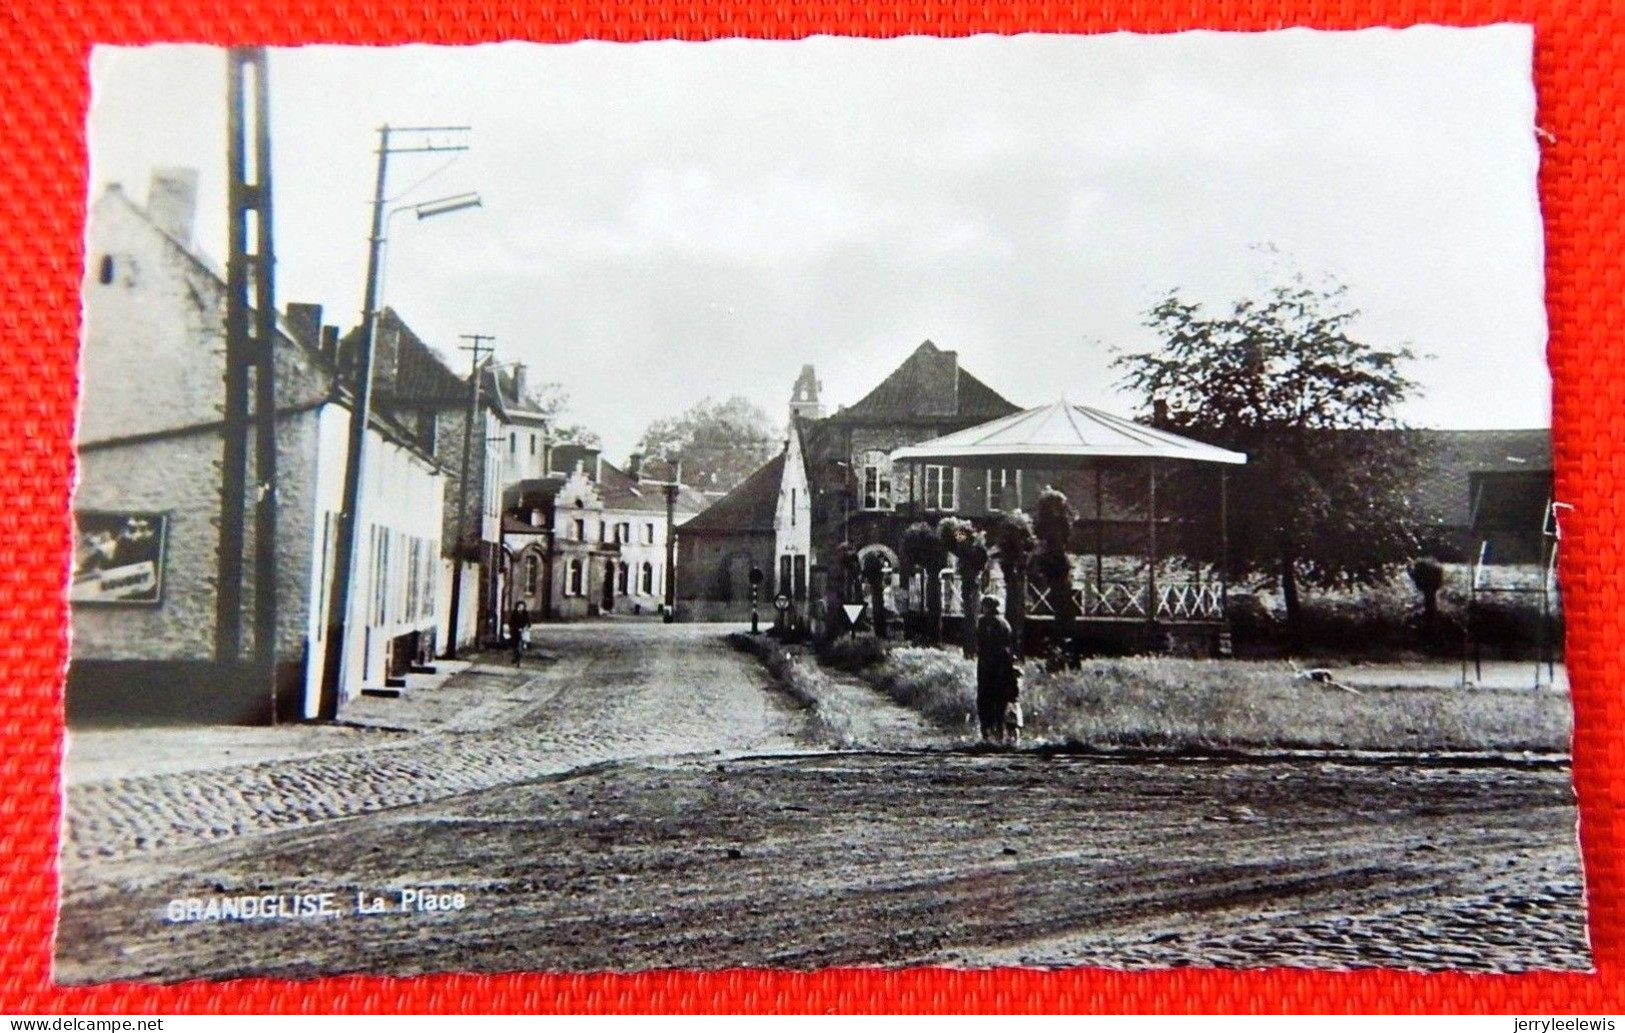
[817,633,890,673]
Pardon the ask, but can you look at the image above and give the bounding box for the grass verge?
[728,633,857,747]
[819,637,1572,755]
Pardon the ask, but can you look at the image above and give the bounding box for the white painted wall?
[303,402,447,715]
[774,424,813,598]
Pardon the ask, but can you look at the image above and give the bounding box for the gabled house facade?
[500,443,707,625]
[72,178,447,724]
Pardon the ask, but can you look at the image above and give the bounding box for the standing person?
[976,596,1018,744]
[510,600,533,667]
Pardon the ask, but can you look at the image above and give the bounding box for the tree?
[635,396,780,493]
[901,521,948,642]
[1409,555,1445,639]
[939,517,989,658]
[1032,488,1077,647]
[860,551,890,639]
[990,510,1037,656]
[524,382,600,447]
[1113,274,1423,640]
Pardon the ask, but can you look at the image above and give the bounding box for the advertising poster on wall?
[71,511,167,605]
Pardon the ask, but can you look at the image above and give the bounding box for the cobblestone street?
[63,622,802,869]
[57,621,1590,980]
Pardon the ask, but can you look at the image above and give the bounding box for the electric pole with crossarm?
[443,333,494,659]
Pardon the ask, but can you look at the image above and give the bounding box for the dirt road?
[56,623,1589,981]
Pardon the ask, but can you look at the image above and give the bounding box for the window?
[790,488,797,526]
[372,526,389,625]
[524,554,539,595]
[567,558,584,596]
[643,522,656,545]
[615,521,631,544]
[923,465,957,511]
[860,450,893,510]
[98,255,115,285]
[573,518,586,541]
[509,432,517,454]
[316,512,337,626]
[529,434,536,455]
[406,538,420,620]
[616,562,629,594]
[987,468,1021,511]
[640,562,654,595]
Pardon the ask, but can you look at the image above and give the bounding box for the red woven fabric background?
[1,0,1618,1014]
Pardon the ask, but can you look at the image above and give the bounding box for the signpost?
[841,603,866,639]
[749,565,763,635]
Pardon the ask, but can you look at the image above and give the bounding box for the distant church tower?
[789,364,823,422]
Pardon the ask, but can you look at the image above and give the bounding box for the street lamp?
[640,455,684,624]
[409,192,481,221]
[376,193,483,305]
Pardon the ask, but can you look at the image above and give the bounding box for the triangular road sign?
[841,604,866,628]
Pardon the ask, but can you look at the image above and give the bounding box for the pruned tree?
[860,550,890,639]
[832,541,861,606]
[939,516,989,658]
[1113,272,1424,641]
[901,521,949,642]
[990,511,1037,655]
[1409,555,1446,639]
[634,396,780,493]
[1032,488,1077,647]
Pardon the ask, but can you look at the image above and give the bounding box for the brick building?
[676,340,1023,621]
[71,178,446,724]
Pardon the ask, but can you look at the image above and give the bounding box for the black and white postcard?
[59,27,1584,982]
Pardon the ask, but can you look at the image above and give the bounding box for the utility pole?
[443,333,494,659]
[222,47,280,719]
[317,124,471,720]
[662,458,682,624]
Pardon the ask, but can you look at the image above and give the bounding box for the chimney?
[285,302,323,352]
[373,313,401,395]
[319,325,339,367]
[511,363,528,405]
[628,452,643,481]
[146,167,199,247]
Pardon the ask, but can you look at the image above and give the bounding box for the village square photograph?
[57,27,1585,982]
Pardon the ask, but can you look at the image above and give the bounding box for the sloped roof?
[892,400,1247,467]
[1407,428,1551,528]
[503,476,570,511]
[92,188,442,467]
[338,308,468,405]
[597,460,709,515]
[825,340,1019,425]
[676,452,785,535]
[483,366,552,428]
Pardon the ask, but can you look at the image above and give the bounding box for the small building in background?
[500,445,706,624]
[1405,428,1554,564]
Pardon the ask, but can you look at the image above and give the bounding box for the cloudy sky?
[88,28,1547,462]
